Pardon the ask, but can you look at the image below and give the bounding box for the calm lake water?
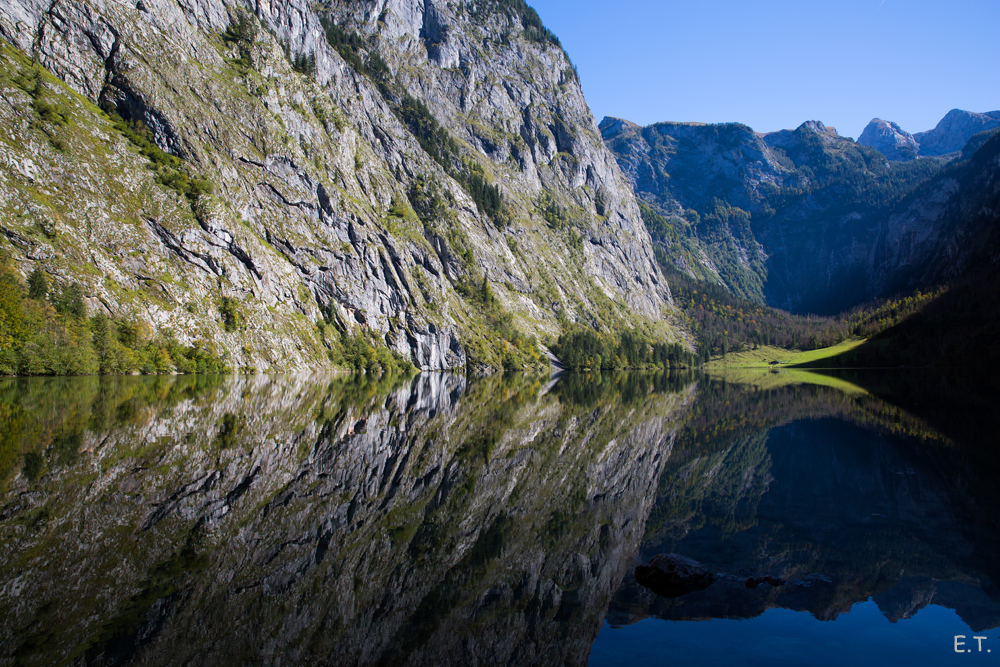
[0,369,997,666]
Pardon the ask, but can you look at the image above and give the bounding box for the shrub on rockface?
[322,330,414,375]
[452,274,543,371]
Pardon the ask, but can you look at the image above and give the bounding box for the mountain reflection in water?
[600,369,1000,666]
[0,372,691,667]
[0,370,997,666]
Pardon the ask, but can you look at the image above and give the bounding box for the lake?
[1,369,997,666]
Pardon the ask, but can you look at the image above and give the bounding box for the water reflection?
[0,372,693,667]
[606,371,1000,644]
[0,370,997,666]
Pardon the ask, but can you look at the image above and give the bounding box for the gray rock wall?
[0,0,679,372]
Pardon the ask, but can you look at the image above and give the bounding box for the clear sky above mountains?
[528,0,1000,140]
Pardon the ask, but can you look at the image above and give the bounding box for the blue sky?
[527,0,1000,139]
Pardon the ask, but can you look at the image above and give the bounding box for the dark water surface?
[0,370,997,666]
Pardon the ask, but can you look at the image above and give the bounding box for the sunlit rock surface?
[0,0,677,373]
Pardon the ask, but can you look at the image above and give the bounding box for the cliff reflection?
[0,371,694,667]
[4,370,997,666]
[610,372,1000,634]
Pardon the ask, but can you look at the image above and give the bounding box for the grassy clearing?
[705,367,868,395]
[704,339,867,369]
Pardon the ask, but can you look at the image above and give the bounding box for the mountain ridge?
[601,111,997,316]
[857,108,1000,161]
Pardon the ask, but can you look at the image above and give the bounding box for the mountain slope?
[871,129,1000,295]
[602,116,945,313]
[0,0,679,373]
[857,118,918,161]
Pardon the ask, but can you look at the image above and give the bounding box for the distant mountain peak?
[798,120,840,137]
[762,120,840,150]
[913,109,1000,156]
[857,118,919,161]
[598,116,642,138]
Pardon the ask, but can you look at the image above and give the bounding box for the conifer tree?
[27,267,47,300]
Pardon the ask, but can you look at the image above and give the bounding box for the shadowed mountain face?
[602,114,999,316]
[600,116,947,312]
[0,372,694,667]
[608,373,1000,633]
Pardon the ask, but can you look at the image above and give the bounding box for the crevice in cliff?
[146,218,223,276]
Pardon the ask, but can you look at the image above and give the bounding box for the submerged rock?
[634,553,717,598]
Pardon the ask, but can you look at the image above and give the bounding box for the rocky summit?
[0,0,678,373]
[857,118,919,161]
[913,109,1000,157]
[857,110,1000,161]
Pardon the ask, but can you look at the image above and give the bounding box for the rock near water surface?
[634,553,717,598]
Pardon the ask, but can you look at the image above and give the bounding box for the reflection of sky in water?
[590,602,999,666]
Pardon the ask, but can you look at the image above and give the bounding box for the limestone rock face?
[857,118,919,161]
[601,117,786,215]
[599,116,780,302]
[914,109,1000,157]
[603,117,904,312]
[0,0,678,372]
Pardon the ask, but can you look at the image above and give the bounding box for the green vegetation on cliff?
[315,321,415,375]
[107,112,215,218]
[321,19,506,225]
[468,0,564,48]
[1,256,229,376]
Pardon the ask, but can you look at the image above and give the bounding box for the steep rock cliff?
[0,0,677,372]
[599,116,779,302]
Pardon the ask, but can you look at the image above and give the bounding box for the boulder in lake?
[634,553,717,598]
